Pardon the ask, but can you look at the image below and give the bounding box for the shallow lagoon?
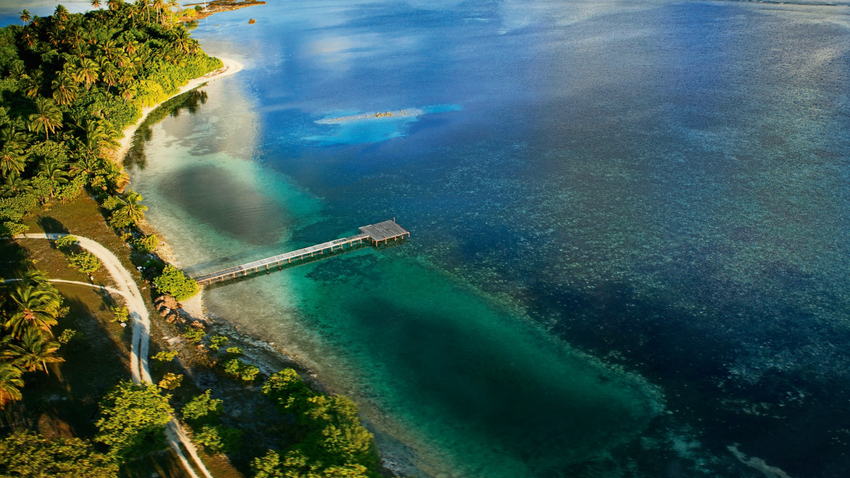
[126,1,849,476]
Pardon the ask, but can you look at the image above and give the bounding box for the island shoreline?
[125,55,415,477]
[113,57,244,163]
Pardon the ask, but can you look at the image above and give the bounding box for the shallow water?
[125,1,849,476]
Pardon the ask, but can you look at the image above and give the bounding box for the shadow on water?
[123,88,210,171]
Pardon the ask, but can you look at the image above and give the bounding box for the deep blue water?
[121,1,850,476]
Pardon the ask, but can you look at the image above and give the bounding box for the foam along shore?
[114,57,244,161]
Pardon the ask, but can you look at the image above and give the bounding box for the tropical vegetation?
[255,369,380,478]
[0,1,221,237]
[0,270,66,405]
[0,5,388,478]
[153,263,198,300]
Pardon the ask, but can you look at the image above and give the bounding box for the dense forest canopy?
[0,1,221,236]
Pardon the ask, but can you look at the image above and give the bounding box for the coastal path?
[192,220,410,285]
[12,233,213,478]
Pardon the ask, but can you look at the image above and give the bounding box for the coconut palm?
[0,362,24,407]
[28,98,63,141]
[167,0,179,25]
[6,283,61,338]
[72,58,100,89]
[135,0,149,22]
[91,0,102,8]
[1,175,30,196]
[97,157,129,193]
[38,158,70,200]
[20,72,42,99]
[107,0,124,11]
[0,147,25,180]
[20,31,35,49]
[0,127,27,179]
[55,5,69,21]
[40,157,68,181]
[19,10,31,25]
[172,28,193,54]
[3,328,63,374]
[99,62,120,94]
[152,0,165,24]
[70,154,100,182]
[51,73,79,105]
[119,190,147,225]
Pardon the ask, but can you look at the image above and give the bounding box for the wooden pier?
[191,220,410,286]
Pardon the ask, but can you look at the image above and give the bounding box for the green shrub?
[222,358,259,382]
[194,425,242,454]
[0,431,117,477]
[158,373,183,390]
[184,329,205,343]
[133,234,159,253]
[223,358,241,377]
[182,390,223,425]
[111,306,129,324]
[152,351,177,362]
[208,335,229,351]
[54,235,78,249]
[240,363,260,382]
[95,381,173,459]
[153,264,198,301]
[57,329,78,344]
[260,369,379,472]
[225,346,242,356]
[68,251,101,274]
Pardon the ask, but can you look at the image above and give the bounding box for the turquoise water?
[124,1,850,477]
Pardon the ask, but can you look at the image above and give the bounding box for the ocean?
[48,0,850,476]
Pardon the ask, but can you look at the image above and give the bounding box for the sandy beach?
[113,57,244,162]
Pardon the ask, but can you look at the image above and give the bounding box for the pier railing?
[191,220,409,285]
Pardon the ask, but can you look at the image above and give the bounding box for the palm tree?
[20,31,35,50]
[99,62,120,94]
[4,329,63,374]
[91,0,102,9]
[167,0,179,25]
[6,283,61,338]
[0,147,25,180]
[152,0,165,24]
[173,28,193,54]
[38,158,69,200]
[137,0,150,23]
[95,120,121,152]
[70,154,100,182]
[21,72,42,99]
[0,362,24,407]
[72,58,100,89]
[54,5,70,25]
[25,271,63,307]
[1,175,30,196]
[51,73,79,106]
[119,190,148,225]
[96,157,129,193]
[0,127,27,179]
[28,98,63,141]
[107,0,124,12]
[19,10,31,26]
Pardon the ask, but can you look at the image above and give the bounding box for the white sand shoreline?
[114,57,244,162]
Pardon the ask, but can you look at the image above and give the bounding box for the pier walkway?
[192,220,409,285]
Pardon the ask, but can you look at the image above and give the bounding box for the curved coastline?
[118,56,243,318]
[114,57,244,162]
